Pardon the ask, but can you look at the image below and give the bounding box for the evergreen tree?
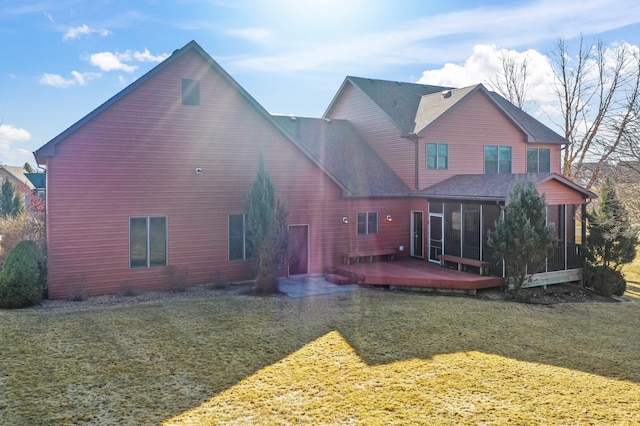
[245,156,288,294]
[585,177,637,296]
[23,162,35,173]
[488,179,555,299]
[1,179,23,218]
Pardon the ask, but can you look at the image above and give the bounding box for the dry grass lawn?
[1,286,639,425]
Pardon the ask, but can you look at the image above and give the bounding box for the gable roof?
[324,76,451,134]
[34,40,352,195]
[0,165,34,189]
[271,116,410,197]
[325,76,567,145]
[417,173,596,201]
[488,91,566,144]
[413,85,478,134]
[413,84,567,144]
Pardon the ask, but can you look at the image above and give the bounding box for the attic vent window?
[441,90,452,99]
[182,79,200,105]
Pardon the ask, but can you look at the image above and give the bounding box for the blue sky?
[2,0,640,167]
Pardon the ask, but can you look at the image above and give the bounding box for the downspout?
[401,132,420,190]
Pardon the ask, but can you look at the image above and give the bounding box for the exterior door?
[428,213,444,263]
[411,211,424,258]
[288,225,309,276]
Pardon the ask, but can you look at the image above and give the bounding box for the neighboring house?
[0,165,34,191]
[0,165,44,211]
[35,41,595,298]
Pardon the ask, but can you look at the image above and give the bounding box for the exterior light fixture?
[342,216,349,224]
[386,215,393,222]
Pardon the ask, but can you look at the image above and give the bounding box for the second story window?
[182,78,200,105]
[485,146,512,174]
[527,148,551,173]
[357,212,378,235]
[427,143,448,169]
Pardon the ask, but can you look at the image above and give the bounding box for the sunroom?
[418,174,596,287]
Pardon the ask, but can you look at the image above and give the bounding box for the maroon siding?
[40,46,589,298]
[43,50,401,298]
[538,180,585,205]
[419,91,527,189]
[326,84,416,189]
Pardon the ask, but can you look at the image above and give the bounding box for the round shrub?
[586,265,626,297]
[0,240,46,308]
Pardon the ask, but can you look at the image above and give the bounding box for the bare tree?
[554,37,640,190]
[492,37,640,192]
[489,51,529,109]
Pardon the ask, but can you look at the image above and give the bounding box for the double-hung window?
[357,212,378,235]
[427,143,448,169]
[229,213,253,261]
[484,146,512,174]
[130,216,167,268]
[527,148,551,173]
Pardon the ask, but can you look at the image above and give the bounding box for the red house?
[35,41,594,299]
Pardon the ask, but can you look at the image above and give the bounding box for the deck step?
[325,273,356,285]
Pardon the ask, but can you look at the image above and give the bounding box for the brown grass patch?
[622,248,640,299]
[1,289,638,424]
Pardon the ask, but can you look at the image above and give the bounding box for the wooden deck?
[332,258,504,292]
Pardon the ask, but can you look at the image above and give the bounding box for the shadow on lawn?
[333,289,639,383]
[164,288,640,424]
[2,288,638,425]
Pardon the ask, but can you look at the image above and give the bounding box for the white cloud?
[63,24,111,40]
[133,48,170,62]
[0,124,32,165]
[39,71,101,87]
[90,52,137,72]
[90,49,169,72]
[226,27,273,45]
[227,0,640,73]
[417,45,557,106]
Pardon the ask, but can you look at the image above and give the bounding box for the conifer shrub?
[0,240,46,308]
[586,265,626,297]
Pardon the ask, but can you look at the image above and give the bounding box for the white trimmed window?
[357,212,378,235]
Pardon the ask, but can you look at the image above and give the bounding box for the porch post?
[564,204,568,270]
[479,205,484,262]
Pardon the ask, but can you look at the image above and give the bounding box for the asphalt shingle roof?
[272,115,411,197]
[418,173,595,201]
[344,77,452,134]
[414,85,478,134]
[488,92,567,144]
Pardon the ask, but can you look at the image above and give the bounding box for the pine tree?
[1,179,24,218]
[23,162,35,173]
[585,177,637,296]
[488,179,555,299]
[245,156,289,294]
